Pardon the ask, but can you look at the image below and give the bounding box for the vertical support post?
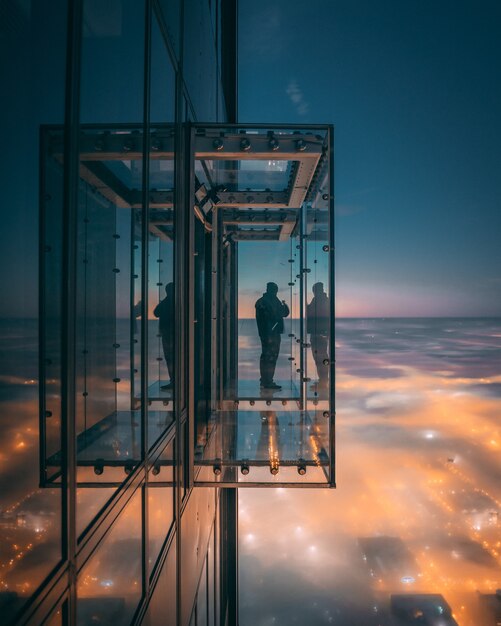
[299,203,307,410]
[62,0,83,621]
[174,77,187,626]
[141,0,153,599]
[215,210,225,408]
[186,123,196,491]
[211,206,220,411]
[129,208,136,410]
[230,241,238,392]
[328,125,336,488]
[220,488,238,626]
[220,0,238,123]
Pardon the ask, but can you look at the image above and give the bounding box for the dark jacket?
[255,293,289,337]
[153,297,174,336]
[307,292,330,335]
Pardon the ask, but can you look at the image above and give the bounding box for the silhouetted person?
[307,282,330,387]
[154,282,175,390]
[255,282,289,389]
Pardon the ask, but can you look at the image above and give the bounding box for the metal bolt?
[241,463,250,475]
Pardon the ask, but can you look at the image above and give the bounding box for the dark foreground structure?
[2,1,334,624]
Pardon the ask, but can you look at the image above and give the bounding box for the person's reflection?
[154,282,175,391]
[256,410,282,471]
[307,282,330,389]
[133,299,142,334]
[255,282,289,390]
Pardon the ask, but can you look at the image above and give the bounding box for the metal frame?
[187,123,335,490]
[41,122,335,492]
[29,1,198,625]
[30,2,334,626]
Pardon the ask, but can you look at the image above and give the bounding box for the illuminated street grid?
[239,318,501,626]
[0,318,499,624]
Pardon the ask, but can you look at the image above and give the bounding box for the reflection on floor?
[145,380,174,401]
[197,410,329,466]
[226,379,300,400]
[47,410,174,471]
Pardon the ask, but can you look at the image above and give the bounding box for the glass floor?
[47,410,174,470]
[195,409,330,486]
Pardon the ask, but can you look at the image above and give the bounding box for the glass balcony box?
[40,124,334,488]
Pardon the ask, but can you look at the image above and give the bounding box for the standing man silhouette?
[255,282,289,390]
[307,282,330,388]
[154,282,175,391]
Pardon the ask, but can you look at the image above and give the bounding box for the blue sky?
[1,1,500,319]
[238,0,501,316]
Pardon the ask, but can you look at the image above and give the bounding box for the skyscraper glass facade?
[1,2,335,625]
[1,1,239,624]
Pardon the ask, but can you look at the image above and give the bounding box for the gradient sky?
[238,0,501,317]
[1,1,500,319]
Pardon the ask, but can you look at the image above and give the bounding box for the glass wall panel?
[183,0,218,120]
[46,604,64,626]
[148,438,175,576]
[148,16,176,448]
[196,559,208,626]
[80,0,144,125]
[191,126,334,486]
[75,0,145,532]
[303,189,332,482]
[77,489,142,625]
[1,2,66,622]
[73,125,145,533]
[143,540,177,626]
[157,0,182,61]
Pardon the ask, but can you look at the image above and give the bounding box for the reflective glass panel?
[191,126,334,486]
[46,605,64,626]
[147,16,176,448]
[142,541,176,626]
[148,439,175,576]
[75,0,146,533]
[72,126,145,533]
[77,489,142,625]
